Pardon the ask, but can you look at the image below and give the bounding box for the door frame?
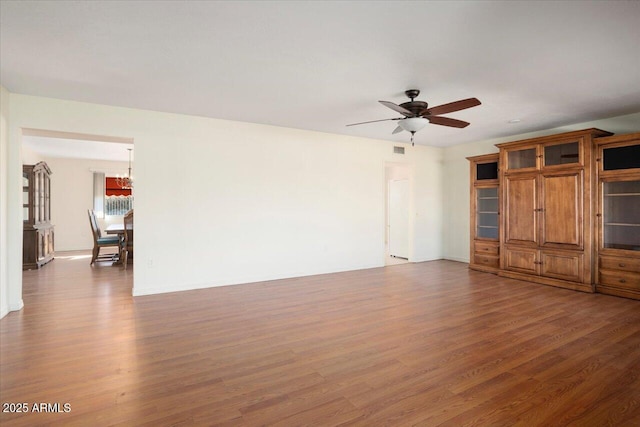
[384,162,414,264]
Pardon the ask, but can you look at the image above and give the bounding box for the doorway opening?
[384,163,412,266]
[19,128,135,297]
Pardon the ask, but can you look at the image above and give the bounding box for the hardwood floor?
[1,253,639,426]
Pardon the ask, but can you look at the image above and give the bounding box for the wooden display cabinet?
[468,128,640,300]
[23,161,54,270]
[467,153,500,272]
[497,128,611,292]
[595,132,640,300]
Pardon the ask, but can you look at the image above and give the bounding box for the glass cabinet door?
[38,172,45,224]
[507,148,537,170]
[544,141,580,167]
[602,144,640,171]
[476,161,498,181]
[23,171,30,222]
[45,175,51,222]
[35,172,41,223]
[477,187,499,239]
[602,180,640,251]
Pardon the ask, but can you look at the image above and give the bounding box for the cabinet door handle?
[619,279,627,284]
[619,263,626,267]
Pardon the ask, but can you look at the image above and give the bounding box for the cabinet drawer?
[599,270,640,291]
[475,242,499,256]
[600,256,640,273]
[474,254,499,269]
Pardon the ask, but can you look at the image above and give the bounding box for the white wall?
[42,157,129,251]
[5,94,443,303]
[442,112,640,263]
[0,86,9,318]
[21,143,44,165]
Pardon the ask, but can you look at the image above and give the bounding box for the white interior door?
[389,179,409,259]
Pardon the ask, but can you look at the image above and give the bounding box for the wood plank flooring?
[1,253,639,426]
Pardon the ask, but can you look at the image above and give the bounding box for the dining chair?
[87,209,120,265]
[122,210,134,269]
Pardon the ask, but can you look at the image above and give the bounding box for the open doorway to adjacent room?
[20,128,135,295]
[384,162,412,266]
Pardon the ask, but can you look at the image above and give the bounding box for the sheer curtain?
[93,172,105,218]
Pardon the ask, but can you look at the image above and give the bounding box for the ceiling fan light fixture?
[398,117,429,132]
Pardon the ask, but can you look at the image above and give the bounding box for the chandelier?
[115,148,134,189]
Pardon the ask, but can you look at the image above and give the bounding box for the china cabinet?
[23,162,54,270]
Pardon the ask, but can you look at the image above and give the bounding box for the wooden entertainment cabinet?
[468,129,640,300]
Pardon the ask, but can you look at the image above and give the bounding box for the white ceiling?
[2,1,639,147]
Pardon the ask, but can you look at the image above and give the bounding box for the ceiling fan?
[347,89,481,145]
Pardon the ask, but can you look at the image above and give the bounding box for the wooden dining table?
[105,223,125,236]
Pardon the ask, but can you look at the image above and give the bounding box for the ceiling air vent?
[393,146,405,154]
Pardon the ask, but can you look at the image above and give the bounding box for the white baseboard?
[443,255,469,263]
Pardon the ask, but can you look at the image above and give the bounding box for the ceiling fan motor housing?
[399,101,428,116]
[401,89,428,116]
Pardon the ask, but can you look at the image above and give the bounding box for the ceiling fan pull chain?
[411,131,415,146]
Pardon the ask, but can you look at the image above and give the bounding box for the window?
[93,172,134,217]
[105,177,133,215]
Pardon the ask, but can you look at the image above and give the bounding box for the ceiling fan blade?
[392,125,403,134]
[425,98,481,116]
[346,117,401,127]
[427,116,470,128]
[379,101,413,117]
